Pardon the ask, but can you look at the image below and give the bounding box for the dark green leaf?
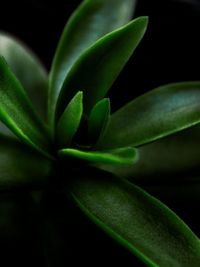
[48,0,137,125]
[101,125,200,183]
[88,98,110,145]
[58,147,138,165]
[56,91,83,148]
[0,57,52,158]
[0,134,51,189]
[98,82,200,149]
[0,32,48,119]
[55,16,148,123]
[70,169,200,267]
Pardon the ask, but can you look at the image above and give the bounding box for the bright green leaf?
[58,147,138,165]
[98,82,200,149]
[0,57,52,158]
[0,133,51,190]
[48,0,137,125]
[70,169,200,267]
[0,32,48,120]
[88,98,110,145]
[55,16,148,123]
[56,91,83,148]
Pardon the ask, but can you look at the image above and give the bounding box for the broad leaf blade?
[0,57,52,158]
[0,32,48,119]
[98,82,200,149]
[88,98,110,145]
[0,134,51,189]
[48,0,137,124]
[58,147,138,165]
[55,17,148,122]
[101,125,200,182]
[70,169,200,267]
[56,91,83,148]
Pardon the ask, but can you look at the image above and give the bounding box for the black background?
[0,0,200,266]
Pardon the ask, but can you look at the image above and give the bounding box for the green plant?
[1,0,200,266]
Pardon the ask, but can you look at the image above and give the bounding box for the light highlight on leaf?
[56,91,83,148]
[48,0,137,125]
[0,57,52,159]
[98,82,200,149]
[88,98,110,145]
[55,16,148,122]
[58,147,138,165]
[70,169,200,267]
[0,32,48,119]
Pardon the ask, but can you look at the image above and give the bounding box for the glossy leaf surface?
[56,92,83,148]
[0,33,48,119]
[98,82,200,149]
[55,17,148,122]
[0,57,52,158]
[48,0,137,124]
[70,169,200,267]
[59,147,137,165]
[88,98,110,145]
[101,125,200,182]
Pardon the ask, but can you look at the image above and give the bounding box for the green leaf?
[58,147,138,165]
[98,81,200,149]
[88,98,110,145]
[70,169,200,267]
[0,133,51,190]
[0,32,48,119]
[55,16,148,123]
[56,91,83,148]
[102,125,200,183]
[0,57,52,158]
[48,0,137,125]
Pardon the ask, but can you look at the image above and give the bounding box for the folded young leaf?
[0,133,51,190]
[56,91,83,148]
[0,57,52,158]
[98,82,200,149]
[88,98,110,145]
[0,33,48,119]
[70,169,200,267]
[48,0,137,125]
[58,147,138,165]
[55,16,148,123]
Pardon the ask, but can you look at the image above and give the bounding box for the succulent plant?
[1,0,200,266]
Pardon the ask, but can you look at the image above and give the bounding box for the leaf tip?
[135,16,149,30]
